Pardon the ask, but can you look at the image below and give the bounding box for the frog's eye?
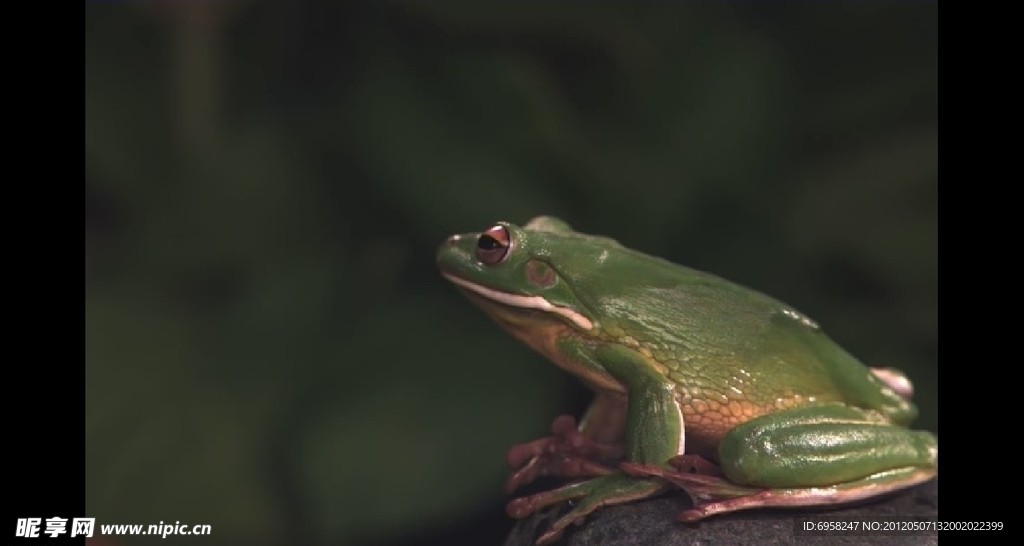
[476,225,511,265]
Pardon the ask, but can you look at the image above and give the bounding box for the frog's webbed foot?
[620,461,761,515]
[504,415,624,494]
[507,473,667,545]
[623,461,935,521]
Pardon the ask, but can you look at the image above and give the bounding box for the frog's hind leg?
[624,403,937,521]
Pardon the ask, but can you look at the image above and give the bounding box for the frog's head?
[437,216,618,333]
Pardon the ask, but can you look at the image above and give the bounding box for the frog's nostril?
[447,235,462,245]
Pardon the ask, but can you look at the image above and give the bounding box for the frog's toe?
[506,454,616,495]
[621,461,758,505]
[507,478,594,519]
[505,414,623,493]
[511,474,667,545]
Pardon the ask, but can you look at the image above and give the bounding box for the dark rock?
[505,479,937,546]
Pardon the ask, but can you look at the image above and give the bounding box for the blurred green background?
[85,1,936,545]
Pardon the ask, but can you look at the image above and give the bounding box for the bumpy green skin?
[437,216,937,534]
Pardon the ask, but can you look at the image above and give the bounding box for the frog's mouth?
[441,273,594,331]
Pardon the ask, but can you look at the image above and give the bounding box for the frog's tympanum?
[437,216,937,545]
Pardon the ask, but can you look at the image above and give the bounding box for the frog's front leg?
[626,403,937,521]
[508,343,682,545]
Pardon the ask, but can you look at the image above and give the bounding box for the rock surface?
[505,479,937,546]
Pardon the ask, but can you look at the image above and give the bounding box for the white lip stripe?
[442,273,594,330]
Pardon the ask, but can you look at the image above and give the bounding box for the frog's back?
[574,249,916,443]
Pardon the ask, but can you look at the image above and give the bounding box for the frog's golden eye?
[476,225,511,265]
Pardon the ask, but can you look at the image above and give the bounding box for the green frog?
[437,216,936,545]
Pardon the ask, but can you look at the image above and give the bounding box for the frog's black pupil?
[478,235,502,250]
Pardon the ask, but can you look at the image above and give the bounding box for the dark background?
[85,2,937,545]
